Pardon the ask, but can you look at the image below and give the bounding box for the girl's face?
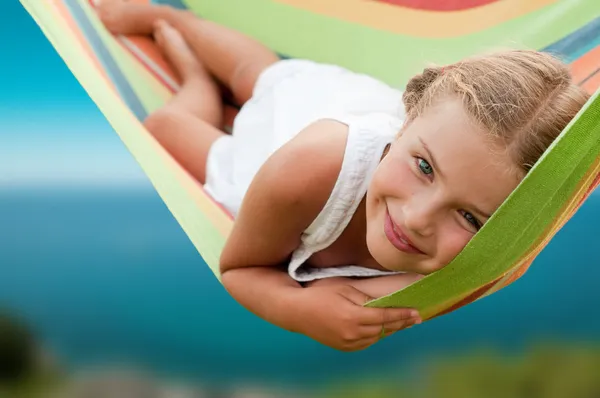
[366,98,523,274]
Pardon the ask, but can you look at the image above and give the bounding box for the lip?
[384,208,425,255]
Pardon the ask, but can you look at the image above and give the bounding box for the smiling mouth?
[384,208,425,255]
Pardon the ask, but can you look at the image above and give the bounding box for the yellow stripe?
[276,0,556,38]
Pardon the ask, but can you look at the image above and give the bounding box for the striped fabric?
[19,0,600,321]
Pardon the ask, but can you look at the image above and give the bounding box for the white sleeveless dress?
[204,59,407,281]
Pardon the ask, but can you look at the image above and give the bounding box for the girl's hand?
[294,284,421,352]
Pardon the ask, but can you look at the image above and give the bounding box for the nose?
[403,197,436,237]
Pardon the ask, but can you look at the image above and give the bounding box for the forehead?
[403,99,521,211]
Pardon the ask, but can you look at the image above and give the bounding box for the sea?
[0,187,599,389]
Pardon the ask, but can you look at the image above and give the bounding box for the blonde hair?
[402,49,590,173]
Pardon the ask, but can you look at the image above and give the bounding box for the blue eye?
[462,211,482,230]
[418,158,433,175]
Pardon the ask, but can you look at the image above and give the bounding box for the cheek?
[437,224,472,263]
[370,157,414,198]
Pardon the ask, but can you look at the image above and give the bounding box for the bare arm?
[219,119,348,332]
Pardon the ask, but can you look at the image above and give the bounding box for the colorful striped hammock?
[19,0,600,322]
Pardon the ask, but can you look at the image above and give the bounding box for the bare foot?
[153,20,205,83]
[96,0,157,36]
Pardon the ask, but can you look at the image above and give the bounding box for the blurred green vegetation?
[321,344,600,398]
[1,310,598,398]
[0,312,35,383]
[0,311,64,398]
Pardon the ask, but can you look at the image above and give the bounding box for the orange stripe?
[431,279,498,319]
[119,36,180,90]
[275,0,555,38]
[582,70,600,94]
[588,172,600,193]
[494,259,534,292]
[570,45,600,85]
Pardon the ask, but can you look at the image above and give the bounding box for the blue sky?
[0,2,149,189]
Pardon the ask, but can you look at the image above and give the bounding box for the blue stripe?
[153,0,188,10]
[543,17,600,63]
[64,0,148,120]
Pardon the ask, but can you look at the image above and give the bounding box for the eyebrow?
[419,137,492,220]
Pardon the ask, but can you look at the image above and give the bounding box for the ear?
[381,143,392,159]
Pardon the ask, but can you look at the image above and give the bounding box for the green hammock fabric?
[19,0,600,321]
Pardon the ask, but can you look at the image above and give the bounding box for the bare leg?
[153,19,222,128]
[144,21,226,184]
[97,0,280,106]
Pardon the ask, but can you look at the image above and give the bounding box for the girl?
[97,0,590,352]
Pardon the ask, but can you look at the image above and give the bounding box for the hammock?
[19,0,600,322]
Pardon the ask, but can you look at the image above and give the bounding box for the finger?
[338,285,375,306]
[359,306,420,326]
[358,318,416,339]
[337,286,422,325]
[356,324,385,338]
[384,318,420,332]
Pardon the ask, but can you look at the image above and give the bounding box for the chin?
[366,227,407,272]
